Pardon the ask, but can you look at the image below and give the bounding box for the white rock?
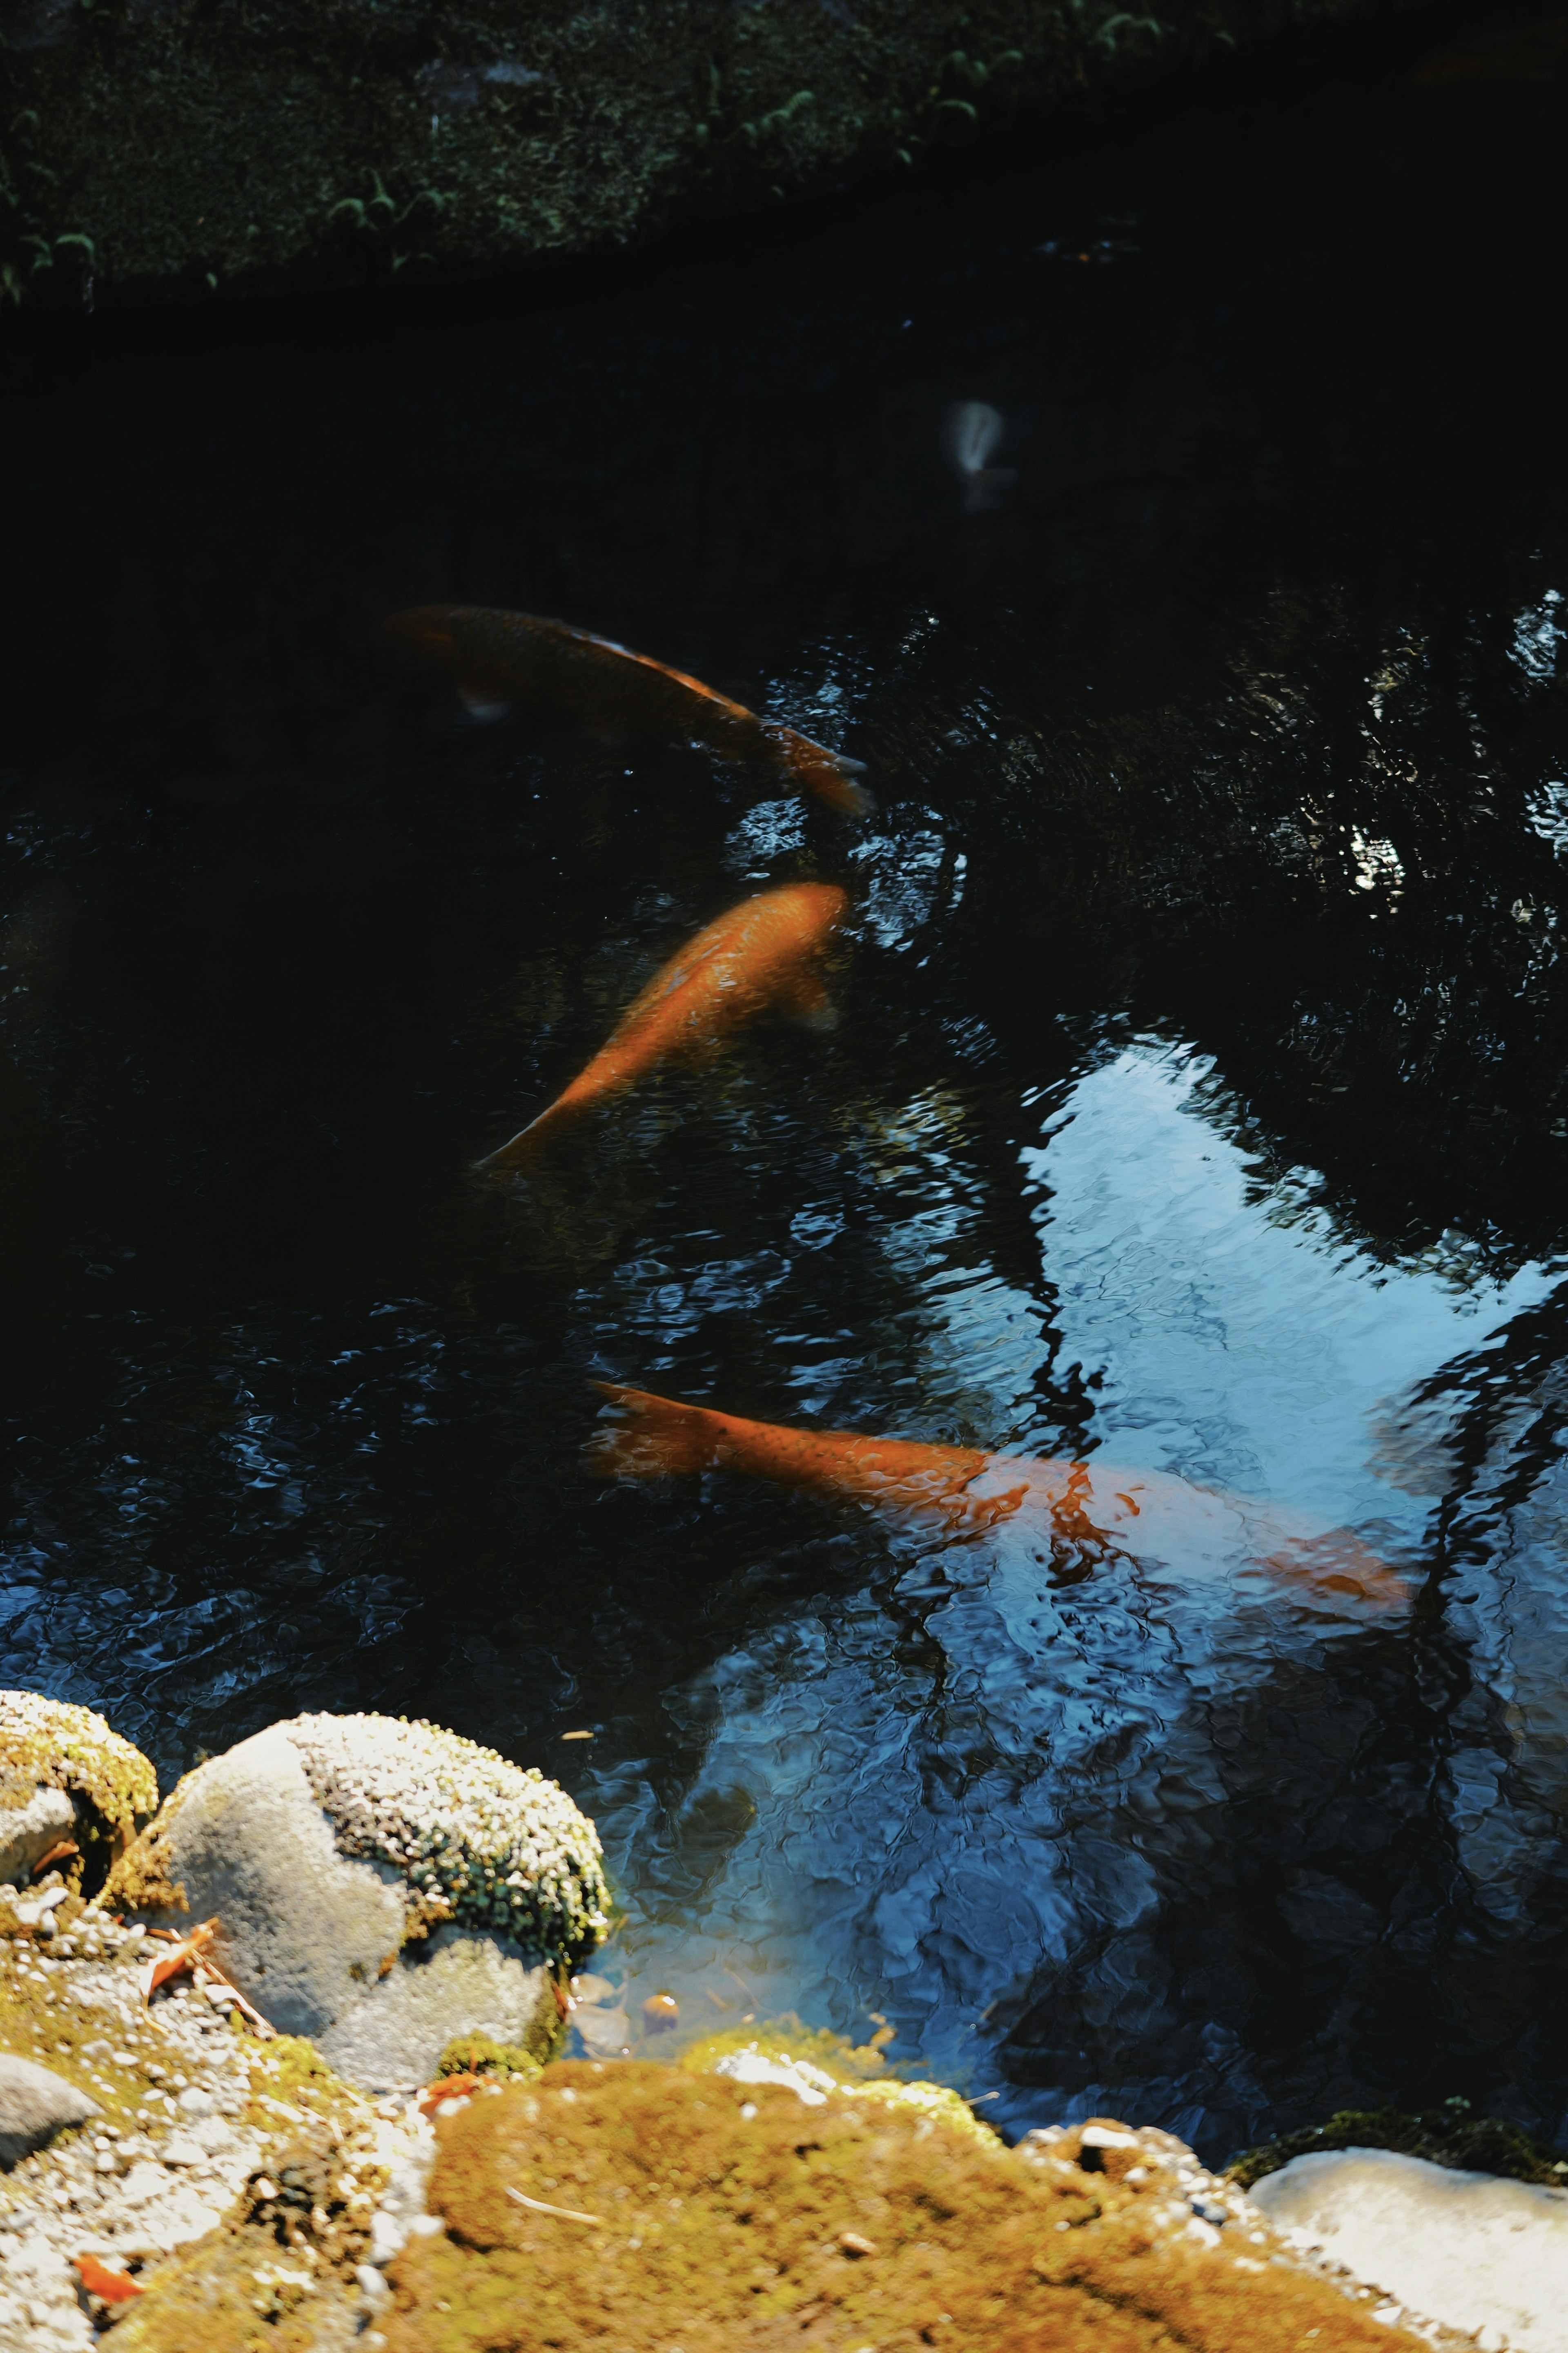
[314,1922,555,2091]
[1250,2146,1568,2353]
[0,1784,75,1890]
[125,1724,406,2042]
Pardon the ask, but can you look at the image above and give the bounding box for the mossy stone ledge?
[1,0,1437,310]
[0,1687,157,1897]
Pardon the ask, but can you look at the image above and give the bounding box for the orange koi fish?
[479,882,848,1173]
[75,2254,144,2302]
[385,604,872,817]
[586,1384,1412,1613]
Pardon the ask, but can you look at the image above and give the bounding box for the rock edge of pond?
[0,1688,1535,2348]
[0,0,1437,312]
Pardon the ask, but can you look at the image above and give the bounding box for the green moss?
[678,2012,893,2083]
[0,0,1435,311]
[377,2062,1428,2351]
[436,2029,545,2082]
[1226,2097,1568,2191]
[677,2013,998,2148]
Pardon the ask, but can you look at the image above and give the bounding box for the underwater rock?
[376,2067,1434,2352]
[0,1689,157,1896]
[1251,2148,1568,2352]
[0,2050,98,2166]
[108,1712,608,2090]
[0,0,1439,310]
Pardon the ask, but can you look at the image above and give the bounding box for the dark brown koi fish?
[386,604,872,817]
[480,882,848,1173]
[586,1383,1412,1613]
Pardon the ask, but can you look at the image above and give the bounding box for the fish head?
[384,605,460,665]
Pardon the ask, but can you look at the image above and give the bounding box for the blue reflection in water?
[577,1040,1551,2132]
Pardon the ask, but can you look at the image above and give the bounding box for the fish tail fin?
[472,1101,569,1178]
[770,726,875,819]
[584,1382,726,1481]
[786,970,840,1032]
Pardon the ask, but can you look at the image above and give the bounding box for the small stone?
[0,2054,99,2166]
[642,1993,679,2033]
[839,2231,877,2257]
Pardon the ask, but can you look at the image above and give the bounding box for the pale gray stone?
[0,2054,98,2167]
[1251,2146,1568,2353]
[0,1783,76,1891]
[132,1719,563,2089]
[315,1924,554,2092]
[133,1724,405,2041]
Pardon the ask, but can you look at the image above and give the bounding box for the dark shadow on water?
[4,0,1568,2163]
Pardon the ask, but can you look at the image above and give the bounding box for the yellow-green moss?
[678,2013,892,2083]
[436,2031,544,2083]
[678,2015,997,2148]
[0,1908,163,2137]
[106,1794,191,1916]
[377,2062,1429,2353]
[1,1689,158,1888]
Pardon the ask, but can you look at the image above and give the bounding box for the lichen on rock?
[0,1688,158,1895]
[284,1711,610,1968]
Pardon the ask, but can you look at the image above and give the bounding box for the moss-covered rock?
[1226,2097,1568,2191]
[105,1713,601,2090]
[0,1688,157,1896]
[0,0,1435,311]
[374,2061,1432,2351]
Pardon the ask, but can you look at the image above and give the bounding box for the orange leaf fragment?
[76,2254,143,2302]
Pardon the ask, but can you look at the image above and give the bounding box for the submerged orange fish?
[481,882,848,1173]
[386,604,872,817]
[586,1383,1412,1613]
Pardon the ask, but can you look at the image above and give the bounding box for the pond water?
[4,1,1568,2163]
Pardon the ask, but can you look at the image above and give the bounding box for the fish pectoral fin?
[458,685,512,721]
[786,974,840,1033]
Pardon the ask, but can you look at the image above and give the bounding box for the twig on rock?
[506,2183,604,2226]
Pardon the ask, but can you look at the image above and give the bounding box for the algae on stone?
[376,2062,1432,2351]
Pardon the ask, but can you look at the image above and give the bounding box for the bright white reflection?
[1021,1039,1551,1528]
[1511,587,1564,685]
[1524,778,1568,854]
[1350,827,1404,898]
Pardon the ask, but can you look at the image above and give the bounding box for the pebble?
[0,1905,430,2349]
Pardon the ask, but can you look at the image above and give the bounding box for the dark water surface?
[5,3,1568,2161]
